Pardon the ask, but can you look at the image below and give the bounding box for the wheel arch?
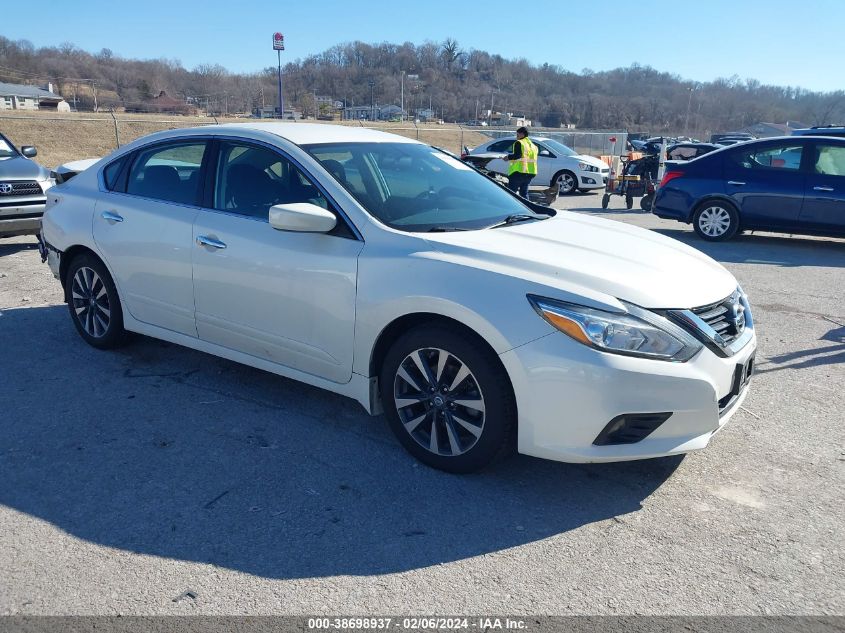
[59,245,107,302]
[367,312,517,416]
[551,168,577,189]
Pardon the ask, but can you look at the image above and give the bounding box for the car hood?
[575,155,607,169]
[0,155,50,180]
[422,211,737,309]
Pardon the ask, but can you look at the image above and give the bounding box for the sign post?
[273,32,285,118]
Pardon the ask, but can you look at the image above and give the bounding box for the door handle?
[727,181,746,186]
[196,235,227,250]
[813,186,834,192]
[100,210,124,223]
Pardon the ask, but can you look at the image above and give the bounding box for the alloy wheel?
[393,347,486,457]
[698,206,732,237]
[71,266,111,338]
[556,172,576,193]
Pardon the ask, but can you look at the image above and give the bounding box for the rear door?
[799,141,845,235]
[722,140,807,230]
[93,139,209,336]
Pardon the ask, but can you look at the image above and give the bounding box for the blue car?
[652,136,845,241]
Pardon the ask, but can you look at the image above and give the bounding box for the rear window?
[103,158,126,191]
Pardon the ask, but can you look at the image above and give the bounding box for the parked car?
[653,135,845,241]
[53,158,100,184]
[666,142,722,161]
[0,132,52,239]
[792,125,845,138]
[468,136,609,194]
[40,123,756,472]
[710,133,755,144]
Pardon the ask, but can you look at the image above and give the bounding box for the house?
[737,121,809,138]
[343,105,379,121]
[415,107,436,122]
[0,82,69,112]
[377,104,406,121]
[127,91,197,116]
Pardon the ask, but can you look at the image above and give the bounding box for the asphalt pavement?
[0,192,842,615]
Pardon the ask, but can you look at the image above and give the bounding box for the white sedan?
[468,136,610,194]
[40,123,756,473]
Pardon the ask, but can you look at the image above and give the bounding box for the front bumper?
[499,328,757,463]
[576,170,608,190]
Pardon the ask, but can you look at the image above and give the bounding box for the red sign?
[273,32,285,51]
[609,136,617,143]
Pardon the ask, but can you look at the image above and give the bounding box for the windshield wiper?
[426,226,472,232]
[487,214,546,229]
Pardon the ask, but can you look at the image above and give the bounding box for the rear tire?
[65,254,128,349]
[693,200,739,241]
[380,324,516,473]
[601,193,610,209]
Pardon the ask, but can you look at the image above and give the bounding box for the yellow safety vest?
[508,137,538,176]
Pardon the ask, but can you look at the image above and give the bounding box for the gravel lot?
[0,191,843,615]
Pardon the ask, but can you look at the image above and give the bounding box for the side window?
[126,142,207,204]
[813,145,845,177]
[489,140,515,153]
[669,146,697,160]
[732,144,803,171]
[214,142,330,219]
[534,142,555,158]
[103,157,126,191]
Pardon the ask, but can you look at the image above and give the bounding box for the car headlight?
[528,295,703,362]
[578,162,600,172]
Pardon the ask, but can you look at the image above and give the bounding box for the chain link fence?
[0,113,627,169]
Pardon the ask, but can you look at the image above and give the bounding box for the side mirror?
[269,202,337,233]
[538,149,551,157]
[21,146,37,158]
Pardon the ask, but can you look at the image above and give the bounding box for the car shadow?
[652,228,845,268]
[0,238,40,257]
[0,305,682,580]
[754,325,845,374]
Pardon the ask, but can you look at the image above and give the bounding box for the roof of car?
[211,122,419,145]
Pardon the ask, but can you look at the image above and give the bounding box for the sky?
[3,0,843,93]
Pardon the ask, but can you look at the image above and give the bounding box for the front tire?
[380,325,516,473]
[553,170,578,195]
[693,201,739,241]
[65,254,128,349]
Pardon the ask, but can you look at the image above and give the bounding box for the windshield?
[303,142,536,231]
[539,139,578,157]
[0,136,17,158]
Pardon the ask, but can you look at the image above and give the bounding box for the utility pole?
[368,80,375,121]
[400,70,405,122]
[273,32,285,118]
[684,84,699,138]
[91,81,98,112]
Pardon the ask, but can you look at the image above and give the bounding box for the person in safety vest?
[505,126,538,198]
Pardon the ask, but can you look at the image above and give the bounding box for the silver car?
[0,132,52,239]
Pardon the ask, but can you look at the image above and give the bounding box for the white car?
[468,136,610,194]
[40,123,756,473]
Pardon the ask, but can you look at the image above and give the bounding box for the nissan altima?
[39,123,756,472]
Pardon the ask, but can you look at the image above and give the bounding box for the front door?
[722,141,806,230]
[191,139,363,383]
[799,142,845,235]
[93,140,208,337]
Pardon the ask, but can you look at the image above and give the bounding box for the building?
[343,105,379,121]
[127,91,197,116]
[0,82,69,112]
[736,121,809,138]
[378,104,406,121]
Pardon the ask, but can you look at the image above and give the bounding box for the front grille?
[0,180,42,197]
[691,293,746,345]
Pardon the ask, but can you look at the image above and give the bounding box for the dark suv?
[792,125,845,139]
[653,136,845,241]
